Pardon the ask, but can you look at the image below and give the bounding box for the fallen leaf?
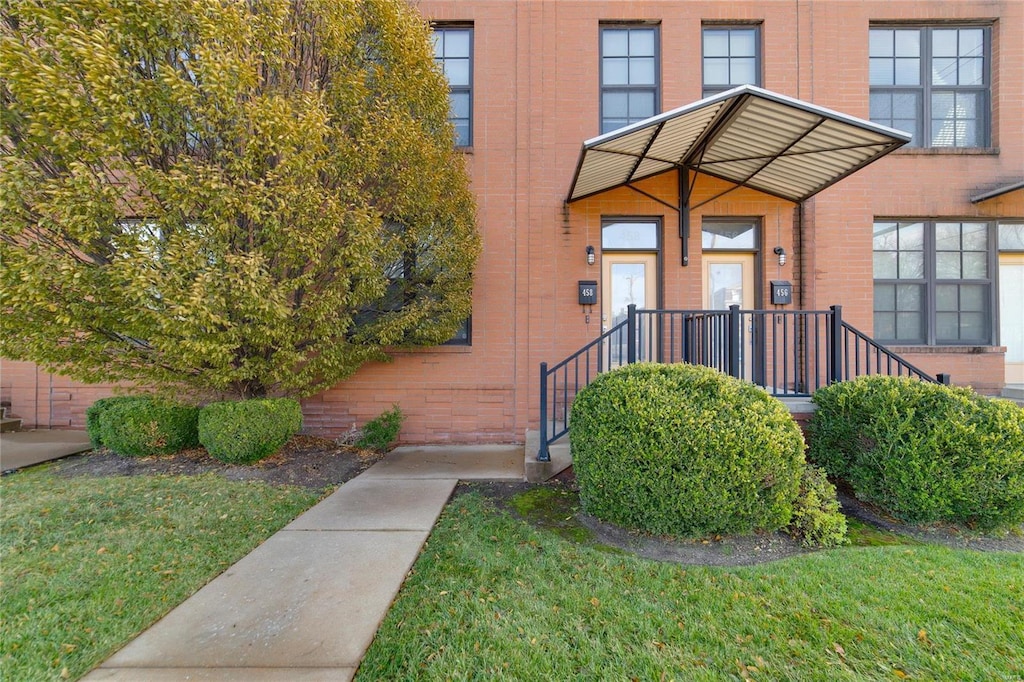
[590,597,600,607]
[833,643,846,659]
[97,547,107,554]
[893,669,909,679]
[917,629,928,643]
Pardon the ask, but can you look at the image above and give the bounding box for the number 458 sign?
[578,280,598,305]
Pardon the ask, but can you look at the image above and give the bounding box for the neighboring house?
[2,0,1022,445]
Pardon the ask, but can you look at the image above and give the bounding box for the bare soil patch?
[49,435,383,490]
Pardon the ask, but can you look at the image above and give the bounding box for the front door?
[602,252,658,366]
[1000,252,1024,383]
[703,252,756,379]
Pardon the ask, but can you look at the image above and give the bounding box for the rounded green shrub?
[809,376,1024,530]
[85,396,139,447]
[788,465,848,548]
[198,398,303,464]
[570,363,805,537]
[98,397,200,457]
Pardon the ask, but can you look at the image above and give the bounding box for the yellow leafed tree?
[0,0,480,399]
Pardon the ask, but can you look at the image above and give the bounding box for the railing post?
[830,305,843,384]
[537,362,550,462]
[627,304,637,365]
[728,304,740,378]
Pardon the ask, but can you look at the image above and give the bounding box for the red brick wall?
[4,0,1022,440]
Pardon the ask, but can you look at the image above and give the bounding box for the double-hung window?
[869,26,990,148]
[600,24,659,134]
[873,220,994,345]
[433,26,472,147]
[702,25,760,97]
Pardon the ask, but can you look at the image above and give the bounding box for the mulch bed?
[40,439,1024,564]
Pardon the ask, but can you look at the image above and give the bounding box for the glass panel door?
[602,253,658,366]
[1000,253,1024,384]
[703,253,756,380]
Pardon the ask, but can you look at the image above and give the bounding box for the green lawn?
[0,466,320,681]
[358,492,1024,681]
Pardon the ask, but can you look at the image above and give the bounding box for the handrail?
[537,304,944,461]
[839,320,940,383]
[538,317,629,462]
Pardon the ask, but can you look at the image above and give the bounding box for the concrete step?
[0,418,22,433]
[525,429,572,483]
[1002,385,1024,402]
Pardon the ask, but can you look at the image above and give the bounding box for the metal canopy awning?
[567,85,911,204]
[971,180,1024,204]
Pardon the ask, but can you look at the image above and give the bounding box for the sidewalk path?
[83,445,524,681]
[0,430,92,472]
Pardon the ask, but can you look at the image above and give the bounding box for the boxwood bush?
[789,465,849,548]
[199,398,303,464]
[85,396,139,448]
[570,363,805,537]
[98,397,200,457]
[809,376,1024,530]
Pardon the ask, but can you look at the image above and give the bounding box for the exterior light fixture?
[774,246,787,266]
[586,245,596,265]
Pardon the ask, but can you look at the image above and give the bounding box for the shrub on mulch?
[809,375,1024,530]
[85,396,140,448]
[98,397,200,457]
[570,363,806,538]
[198,398,303,464]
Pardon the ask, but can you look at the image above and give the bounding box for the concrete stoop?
[524,430,572,483]
[0,404,21,433]
[1001,384,1024,406]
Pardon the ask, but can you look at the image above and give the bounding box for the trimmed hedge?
[198,398,302,464]
[85,396,139,447]
[809,376,1024,530]
[98,397,200,457]
[570,363,805,537]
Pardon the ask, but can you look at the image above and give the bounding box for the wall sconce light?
[586,245,596,266]
[774,246,787,266]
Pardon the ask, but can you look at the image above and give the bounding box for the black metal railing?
[537,304,944,461]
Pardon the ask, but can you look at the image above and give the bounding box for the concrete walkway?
[83,445,524,681]
[0,430,92,472]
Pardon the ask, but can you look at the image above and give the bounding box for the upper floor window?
[869,26,990,148]
[600,24,659,135]
[702,25,760,97]
[433,26,472,147]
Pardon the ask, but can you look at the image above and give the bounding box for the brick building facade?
[3,0,1022,444]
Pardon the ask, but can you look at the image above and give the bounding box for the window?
[600,25,659,134]
[873,220,994,345]
[433,26,472,147]
[602,220,659,250]
[702,219,758,250]
[702,26,760,97]
[869,26,989,147]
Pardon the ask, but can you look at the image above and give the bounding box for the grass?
[0,465,321,681]
[358,492,1024,681]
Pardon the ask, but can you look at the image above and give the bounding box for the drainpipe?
[797,202,805,311]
